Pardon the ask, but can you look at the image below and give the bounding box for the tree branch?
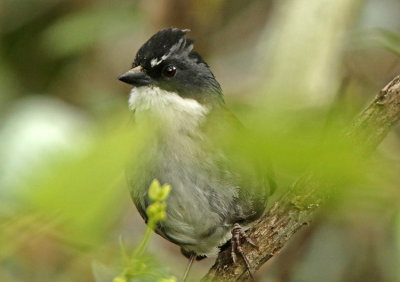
[202,75,400,281]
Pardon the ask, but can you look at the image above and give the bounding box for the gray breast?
[132,125,241,255]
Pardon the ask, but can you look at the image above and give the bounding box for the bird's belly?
[154,157,237,256]
[130,130,239,255]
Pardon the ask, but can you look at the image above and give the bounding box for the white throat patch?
[128,86,209,129]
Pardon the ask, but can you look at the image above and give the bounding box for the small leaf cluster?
[113,179,174,282]
[147,179,171,229]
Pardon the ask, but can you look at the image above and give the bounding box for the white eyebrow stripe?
[150,58,163,67]
[168,38,184,55]
[161,54,169,61]
[149,38,194,68]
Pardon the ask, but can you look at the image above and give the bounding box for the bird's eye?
[162,65,177,78]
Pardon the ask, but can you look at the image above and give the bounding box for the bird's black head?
[119,28,223,105]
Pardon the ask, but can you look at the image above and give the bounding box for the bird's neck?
[129,86,210,134]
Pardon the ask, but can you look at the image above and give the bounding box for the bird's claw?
[231,223,257,280]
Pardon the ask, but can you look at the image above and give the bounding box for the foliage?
[113,180,175,282]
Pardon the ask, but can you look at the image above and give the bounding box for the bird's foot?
[231,223,258,280]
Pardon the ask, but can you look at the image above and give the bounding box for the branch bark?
[202,75,400,281]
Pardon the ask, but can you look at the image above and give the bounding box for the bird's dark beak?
[118,66,151,86]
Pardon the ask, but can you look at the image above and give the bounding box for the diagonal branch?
[202,75,400,281]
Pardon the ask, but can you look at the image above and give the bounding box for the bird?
[118,28,275,281]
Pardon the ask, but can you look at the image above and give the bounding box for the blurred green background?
[1,0,400,281]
